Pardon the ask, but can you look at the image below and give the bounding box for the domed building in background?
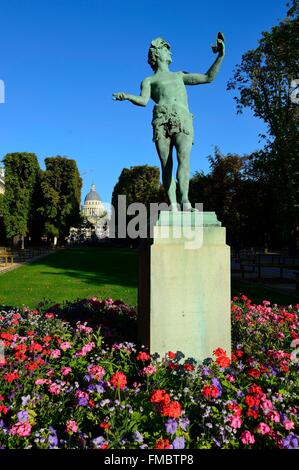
[82,183,106,223]
[80,183,108,240]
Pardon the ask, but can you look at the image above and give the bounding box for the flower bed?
[0,295,298,449]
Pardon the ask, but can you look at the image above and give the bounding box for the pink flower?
[256,422,271,435]
[48,383,62,395]
[50,349,61,358]
[260,399,273,411]
[142,365,157,376]
[283,420,295,430]
[241,430,255,445]
[77,342,95,356]
[35,378,50,385]
[61,366,72,376]
[88,365,105,380]
[66,420,78,433]
[60,342,71,351]
[75,390,89,399]
[225,374,235,382]
[228,415,242,429]
[266,411,280,423]
[10,422,31,437]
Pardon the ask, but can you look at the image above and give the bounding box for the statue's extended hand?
[211,32,225,56]
[112,92,127,101]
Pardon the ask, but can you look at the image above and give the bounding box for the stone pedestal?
[138,211,231,362]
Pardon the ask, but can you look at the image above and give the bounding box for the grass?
[0,246,138,308]
[0,246,297,308]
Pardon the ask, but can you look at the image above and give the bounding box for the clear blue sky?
[0,0,287,205]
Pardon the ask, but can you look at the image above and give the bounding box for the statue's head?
[148,37,171,71]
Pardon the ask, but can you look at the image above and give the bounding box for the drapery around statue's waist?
[151,104,194,143]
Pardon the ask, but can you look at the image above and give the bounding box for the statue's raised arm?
[182,32,225,85]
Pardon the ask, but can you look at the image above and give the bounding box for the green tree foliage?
[38,156,82,243]
[2,153,40,246]
[227,1,299,249]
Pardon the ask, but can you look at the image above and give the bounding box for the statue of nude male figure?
[113,33,225,211]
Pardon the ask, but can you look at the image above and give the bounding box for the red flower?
[110,371,127,389]
[43,335,52,343]
[248,384,264,396]
[100,421,110,430]
[167,351,176,359]
[216,355,231,368]
[29,342,43,353]
[15,351,26,361]
[213,348,227,357]
[227,402,242,417]
[4,372,19,383]
[150,390,171,405]
[245,395,259,408]
[168,362,179,370]
[248,368,261,378]
[247,408,259,419]
[202,385,218,399]
[136,351,150,361]
[0,332,14,341]
[235,350,244,358]
[154,438,171,449]
[0,404,9,414]
[184,363,195,371]
[161,401,181,418]
[88,399,95,408]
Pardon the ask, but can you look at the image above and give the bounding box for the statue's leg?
[175,133,193,210]
[155,136,177,208]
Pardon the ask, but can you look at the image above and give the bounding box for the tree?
[227,1,299,250]
[38,156,82,244]
[2,153,40,248]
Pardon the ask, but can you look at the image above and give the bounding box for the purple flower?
[48,427,58,448]
[282,434,298,449]
[78,397,88,406]
[133,430,143,443]
[172,436,185,449]
[92,436,107,449]
[95,383,105,394]
[179,417,190,431]
[17,410,29,422]
[165,419,178,435]
[212,378,222,398]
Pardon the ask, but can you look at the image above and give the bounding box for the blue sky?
[0,0,288,204]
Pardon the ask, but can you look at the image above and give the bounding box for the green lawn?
[0,246,297,308]
[0,247,138,308]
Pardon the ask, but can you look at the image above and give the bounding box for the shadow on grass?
[30,246,138,289]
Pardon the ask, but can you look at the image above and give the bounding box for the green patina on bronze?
[113,33,225,210]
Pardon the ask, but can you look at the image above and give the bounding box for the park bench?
[0,250,14,267]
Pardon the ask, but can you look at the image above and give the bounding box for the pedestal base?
[138,211,231,362]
